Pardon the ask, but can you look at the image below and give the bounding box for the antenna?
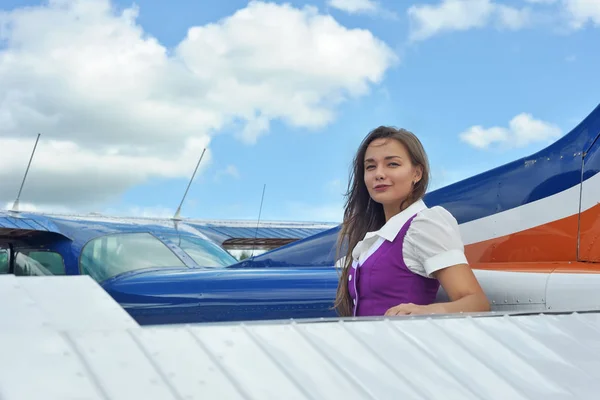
[173,147,206,220]
[11,133,41,212]
[251,183,266,257]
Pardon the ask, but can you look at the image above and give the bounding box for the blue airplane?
[0,212,340,324]
[2,101,599,323]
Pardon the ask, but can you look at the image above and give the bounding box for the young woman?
[335,126,490,317]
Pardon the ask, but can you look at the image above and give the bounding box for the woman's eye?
[365,165,375,170]
[388,162,399,167]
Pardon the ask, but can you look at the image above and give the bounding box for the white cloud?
[407,0,532,41]
[459,126,509,149]
[0,135,210,207]
[563,0,600,28]
[0,0,396,209]
[326,0,398,19]
[524,0,600,30]
[327,0,379,14]
[459,113,562,150]
[496,5,532,29]
[406,0,600,39]
[3,201,74,214]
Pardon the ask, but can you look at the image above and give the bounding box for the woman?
[335,126,490,317]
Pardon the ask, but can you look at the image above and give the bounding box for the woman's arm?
[385,263,490,315]
[384,206,490,316]
[429,263,490,313]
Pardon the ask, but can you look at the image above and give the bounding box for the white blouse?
[337,199,468,278]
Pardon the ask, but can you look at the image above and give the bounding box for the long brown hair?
[334,126,430,316]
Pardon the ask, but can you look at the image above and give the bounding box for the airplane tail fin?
[425,103,600,264]
[237,103,600,269]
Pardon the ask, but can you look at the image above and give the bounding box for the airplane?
[0,212,340,324]
[1,101,599,324]
[239,101,600,313]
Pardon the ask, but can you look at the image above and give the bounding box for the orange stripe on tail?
[465,202,600,266]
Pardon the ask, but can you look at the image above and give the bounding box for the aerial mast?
[172,147,206,221]
[250,183,267,258]
[11,133,41,212]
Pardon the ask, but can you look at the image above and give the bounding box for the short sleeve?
[402,206,468,278]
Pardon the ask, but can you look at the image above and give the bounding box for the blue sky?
[0,0,598,222]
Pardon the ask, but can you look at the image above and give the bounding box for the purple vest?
[348,214,440,316]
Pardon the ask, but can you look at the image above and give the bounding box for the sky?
[0,0,598,223]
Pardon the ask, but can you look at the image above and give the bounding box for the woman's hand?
[384,302,446,316]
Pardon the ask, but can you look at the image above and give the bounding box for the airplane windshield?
[80,232,188,282]
[165,235,237,267]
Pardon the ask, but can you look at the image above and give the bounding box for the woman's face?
[363,138,422,210]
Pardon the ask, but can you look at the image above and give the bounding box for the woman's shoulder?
[412,205,459,230]
[404,204,464,253]
[403,204,467,276]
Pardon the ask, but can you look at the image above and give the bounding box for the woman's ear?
[413,165,423,184]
